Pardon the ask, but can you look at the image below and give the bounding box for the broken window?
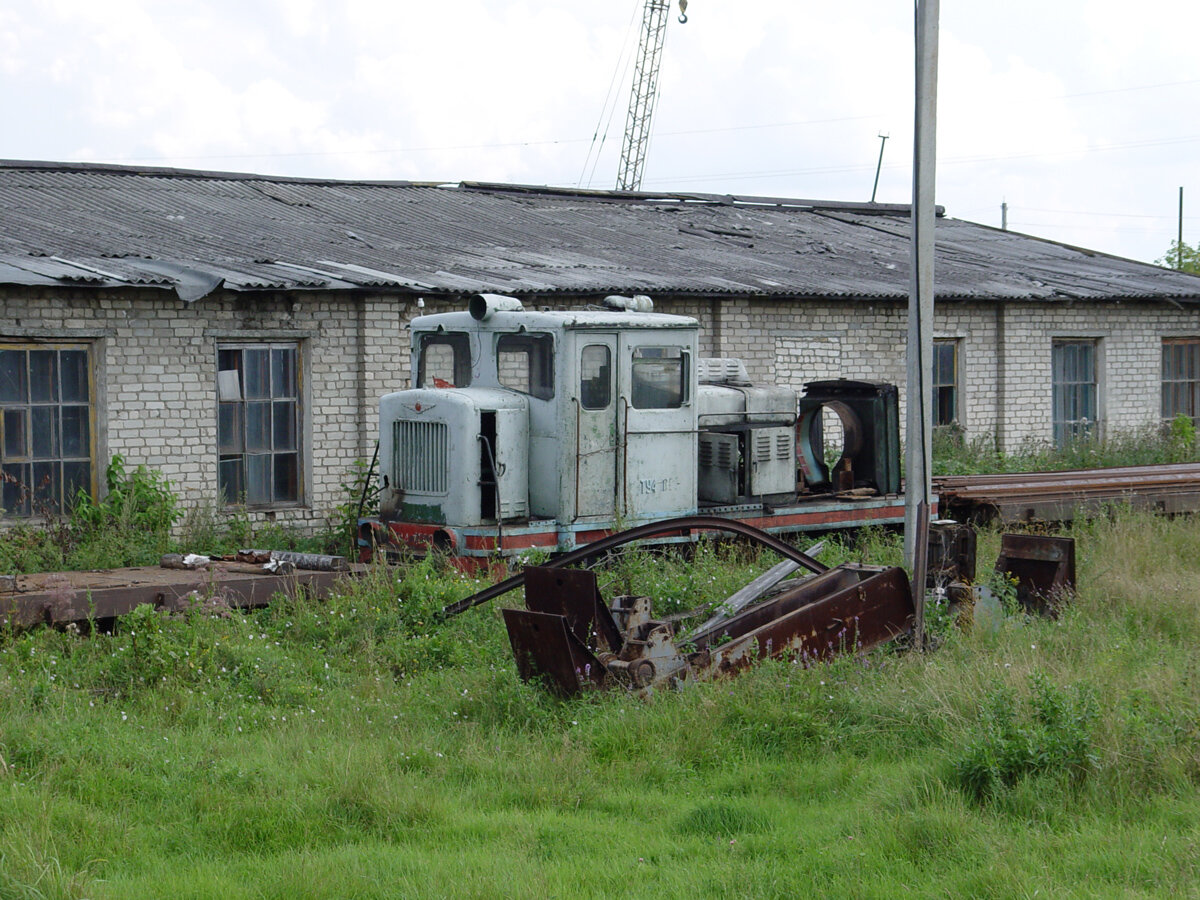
[217,343,301,507]
[932,339,959,427]
[417,332,471,388]
[1162,338,1200,424]
[1052,340,1098,448]
[497,333,554,400]
[0,345,93,517]
[631,346,687,409]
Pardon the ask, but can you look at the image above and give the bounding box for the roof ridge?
[0,158,438,188]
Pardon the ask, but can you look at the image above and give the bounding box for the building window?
[1052,340,1098,447]
[217,344,301,507]
[932,339,958,427]
[1162,338,1200,424]
[0,345,94,517]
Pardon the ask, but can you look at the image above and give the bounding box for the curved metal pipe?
[440,514,828,619]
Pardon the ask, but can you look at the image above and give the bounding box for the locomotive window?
[580,344,611,409]
[631,346,686,409]
[417,333,471,388]
[497,333,554,400]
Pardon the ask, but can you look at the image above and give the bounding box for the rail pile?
[934,462,1200,524]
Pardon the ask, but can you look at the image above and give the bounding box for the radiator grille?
[393,420,449,494]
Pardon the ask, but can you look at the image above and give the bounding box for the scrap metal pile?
[444,516,916,697]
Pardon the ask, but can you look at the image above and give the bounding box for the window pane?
[273,401,297,451]
[497,348,531,393]
[0,350,26,403]
[218,402,241,455]
[418,333,471,388]
[2,463,30,516]
[31,406,59,458]
[29,351,58,403]
[245,402,271,452]
[32,460,58,511]
[245,454,270,505]
[580,345,611,410]
[62,460,90,505]
[60,406,89,458]
[272,348,297,398]
[631,347,685,409]
[243,349,270,400]
[218,457,244,504]
[60,350,89,403]
[3,409,27,458]
[273,453,299,502]
[497,334,553,400]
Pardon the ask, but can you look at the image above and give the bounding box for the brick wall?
[3,287,1198,530]
[1,287,416,529]
[651,295,1200,453]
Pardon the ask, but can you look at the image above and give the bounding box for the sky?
[2,0,1197,265]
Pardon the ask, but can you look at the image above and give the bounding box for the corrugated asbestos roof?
[0,159,1197,304]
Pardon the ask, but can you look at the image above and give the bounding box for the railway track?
[934,462,1200,524]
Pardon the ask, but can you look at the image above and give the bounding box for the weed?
[951,673,1099,802]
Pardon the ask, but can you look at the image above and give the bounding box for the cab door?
[574,336,618,518]
[617,337,697,519]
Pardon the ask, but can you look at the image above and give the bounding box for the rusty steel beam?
[441,515,829,619]
[934,462,1200,524]
[0,567,360,629]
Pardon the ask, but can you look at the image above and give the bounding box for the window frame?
[1051,339,1100,448]
[1161,337,1200,425]
[932,338,960,427]
[416,332,472,389]
[630,345,688,410]
[216,341,304,509]
[495,332,555,401]
[0,342,96,518]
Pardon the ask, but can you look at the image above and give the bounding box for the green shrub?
[951,674,1099,802]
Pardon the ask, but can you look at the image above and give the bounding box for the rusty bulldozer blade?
[503,562,914,697]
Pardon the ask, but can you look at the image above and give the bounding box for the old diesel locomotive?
[360,294,904,560]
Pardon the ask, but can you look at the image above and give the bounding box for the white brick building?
[1,161,1197,528]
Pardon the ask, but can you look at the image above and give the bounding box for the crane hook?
[677,0,688,24]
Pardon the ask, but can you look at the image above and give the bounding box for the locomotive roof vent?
[469,293,525,320]
[602,294,654,312]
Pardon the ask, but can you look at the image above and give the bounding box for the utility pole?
[1001,201,1008,231]
[905,0,939,649]
[1179,186,1184,269]
[870,133,889,203]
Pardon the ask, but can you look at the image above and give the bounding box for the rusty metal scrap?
[442,515,828,619]
[493,520,913,697]
[994,533,1076,617]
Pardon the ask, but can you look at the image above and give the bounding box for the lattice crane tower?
[615,0,688,192]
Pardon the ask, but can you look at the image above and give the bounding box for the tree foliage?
[1156,239,1200,274]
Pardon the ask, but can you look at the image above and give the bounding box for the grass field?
[0,515,1198,898]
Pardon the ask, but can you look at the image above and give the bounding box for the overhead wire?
[579,1,643,189]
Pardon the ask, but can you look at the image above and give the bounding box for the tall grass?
[0,513,1197,896]
[933,415,1200,476]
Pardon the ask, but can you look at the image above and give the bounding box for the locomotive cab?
[378,296,703,530]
